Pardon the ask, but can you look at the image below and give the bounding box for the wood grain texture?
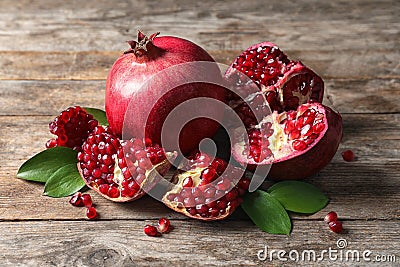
[0,0,398,51]
[0,50,399,80]
[0,79,399,116]
[0,220,398,266]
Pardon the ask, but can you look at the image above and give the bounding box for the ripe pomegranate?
[46,106,98,151]
[162,153,250,220]
[231,102,342,180]
[105,31,226,154]
[225,42,324,114]
[77,126,177,202]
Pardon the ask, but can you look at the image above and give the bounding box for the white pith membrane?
[232,102,328,165]
[78,131,177,202]
[162,159,249,220]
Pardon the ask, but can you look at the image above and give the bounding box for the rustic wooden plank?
[0,220,398,266]
[0,114,398,220]
[0,50,399,80]
[0,79,399,116]
[0,165,399,221]
[0,0,398,51]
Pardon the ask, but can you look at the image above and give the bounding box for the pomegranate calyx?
[124,31,161,56]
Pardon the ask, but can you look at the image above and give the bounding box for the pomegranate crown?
[124,31,160,56]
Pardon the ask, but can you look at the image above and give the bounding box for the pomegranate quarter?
[162,154,250,221]
[77,126,177,202]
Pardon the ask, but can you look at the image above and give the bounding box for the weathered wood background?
[0,0,399,266]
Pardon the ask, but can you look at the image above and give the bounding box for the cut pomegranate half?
[77,126,177,202]
[162,154,250,221]
[225,42,324,113]
[231,102,342,180]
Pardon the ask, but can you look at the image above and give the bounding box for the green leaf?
[44,163,85,197]
[268,181,328,214]
[83,107,108,126]
[241,190,291,235]
[17,147,78,182]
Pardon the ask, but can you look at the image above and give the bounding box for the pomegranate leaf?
[17,147,78,183]
[83,107,108,126]
[241,190,291,235]
[44,163,85,197]
[268,181,328,214]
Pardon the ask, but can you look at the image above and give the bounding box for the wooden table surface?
[1,0,399,266]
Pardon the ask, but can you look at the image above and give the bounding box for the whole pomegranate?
[226,42,342,180]
[105,31,226,155]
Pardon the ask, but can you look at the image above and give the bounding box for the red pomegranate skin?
[106,34,226,154]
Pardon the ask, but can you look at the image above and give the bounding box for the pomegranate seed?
[216,178,231,191]
[86,207,97,219]
[201,168,217,183]
[292,140,307,151]
[324,211,338,223]
[69,192,84,207]
[47,106,98,151]
[182,177,193,187]
[144,225,159,237]
[312,122,325,134]
[341,150,355,162]
[328,221,343,233]
[81,194,92,207]
[108,186,120,198]
[158,218,171,233]
[238,179,250,190]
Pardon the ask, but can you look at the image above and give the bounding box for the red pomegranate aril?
[46,106,99,151]
[324,211,338,223]
[225,188,239,201]
[328,220,343,233]
[183,197,195,207]
[182,177,193,187]
[196,204,208,214]
[158,218,171,233]
[201,168,217,183]
[238,179,250,190]
[108,186,120,198]
[289,129,300,140]
[313,122,325,134]
[217,199,228,210]
[144,225,159,237]
[86,207,97,219]
[69,192,84,207]
[81,194,92,207]
[216,178,231,191]
[292,140,307,151]
[342,150,355,162]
